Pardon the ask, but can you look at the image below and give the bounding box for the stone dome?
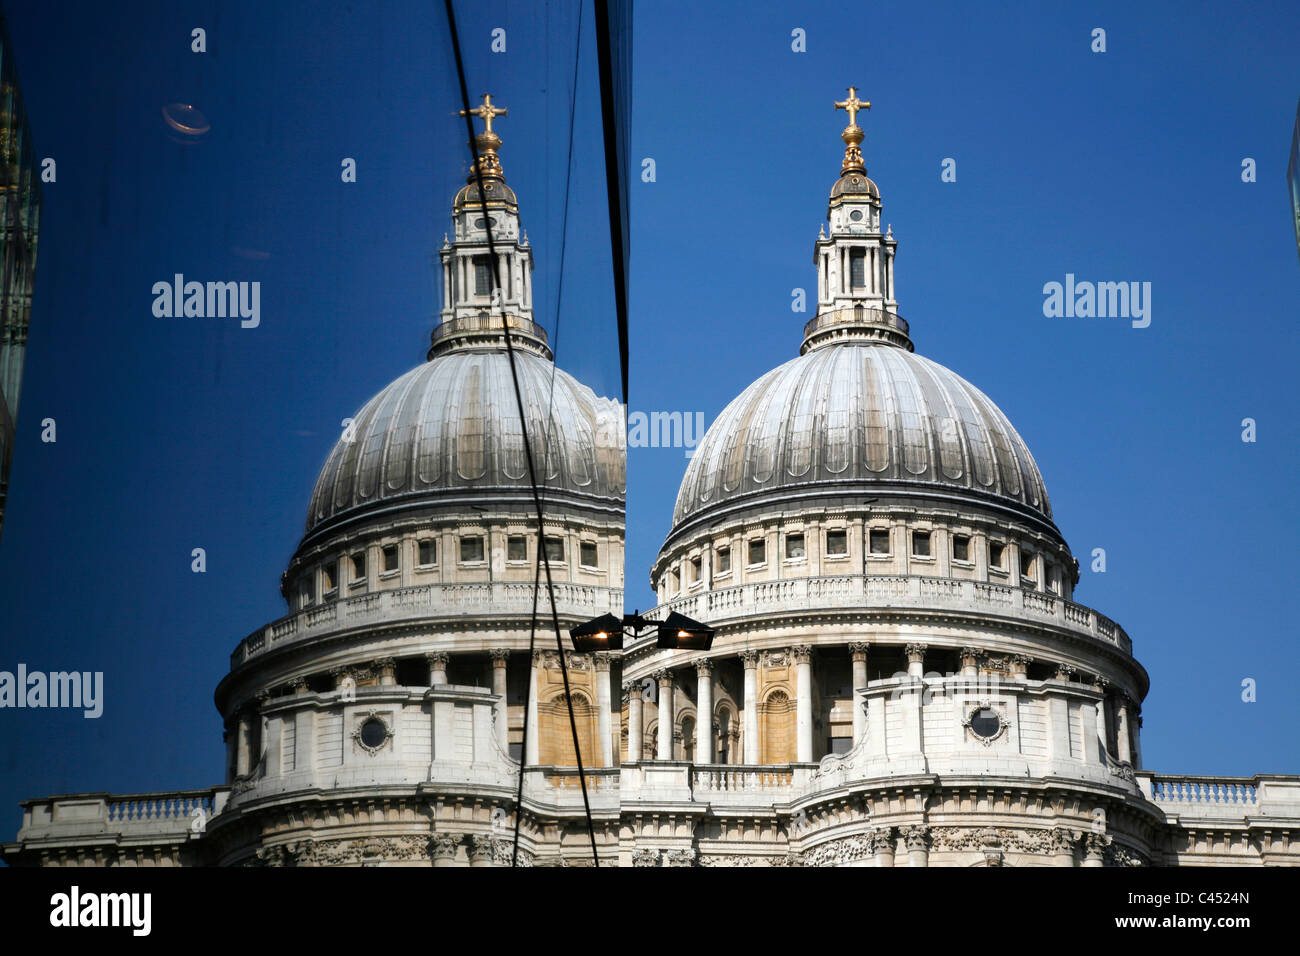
[305,349,625,538]
[671,341,1053,535]
[829,171,879,203]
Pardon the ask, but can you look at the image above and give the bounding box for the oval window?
[359,717,389,750]
[850,209,863,221]
[969,708,1001,739]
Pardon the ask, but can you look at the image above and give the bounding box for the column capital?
[653,668,674,687]
[958,646,980,666]
[621,679,639,696]
[694,657,714,676]
[469,834,496,863]
[425,651,450,667]
[1011,653,1033,669]
[430,833,460,861]
[740,649,759,668]
[791,644,813,664]
[1055,662,1077,682]
[849,642,870,662]
[900,824,930,851]
[373,656,397,670]
[593,651,615,671]
[489,648,511,663]
[904,643,928,662]
[869,826,896,854]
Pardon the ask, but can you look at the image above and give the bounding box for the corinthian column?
[741,650,759,764]
[849,643,869,745]
[624,680,643,762]
[594,652,614,766]
[526,651,541,765]
[793,645,814,763]
[1115,694,1133,765]
[695,659,714,763]
[426,651,449,686]
[489,649,510,751]
[656,669,675,760]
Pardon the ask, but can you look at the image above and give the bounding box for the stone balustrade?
[660,574,1131,653]
[232,581,623,667]
[14,788,232,844]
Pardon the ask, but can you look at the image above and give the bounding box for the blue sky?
[1,0,1297,837]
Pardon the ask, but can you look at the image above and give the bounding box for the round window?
[850,210,863,221]
[969,708,1001,739]
[359,717,389,750]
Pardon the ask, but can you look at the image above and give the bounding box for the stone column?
[695,659,714,763]
[426,651,449,686]
[793,645,814,763]
[656,669,675,760]
[905,643,927,679]
[490,649,510,751]
[741,650,760,764]
[1011,654,1031,679]
[375,657,397,687]
[594,652,614,767]
[1049,827,1078,867]
[526,652,541,765]
[958,646,979,678]
[1083,833,1109,868]
[431,834,460,868]
[624,680,643,762]
[902,825,930,867]
[469,834,496,868]
[849,643,869,746]
[235,708,253,777]
[1115,695,1133,764]
[871,827,896,867]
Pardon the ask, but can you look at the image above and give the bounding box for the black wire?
[442,0,600,868]
[593,0,631,411]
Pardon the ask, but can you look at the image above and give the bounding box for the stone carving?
[489,648,510,662]
[431,833,460,861]
[869,827,896,855]
[250,835,433,866]
[791,645,813,664]
[904,643,928,661]
[631,847,661,867]
[694,658,714,676]
[960,700,1011,747]
[739,649,760,668]
[761,650,788,667]
[801,834,874,866]
[663,848,697,867]
[848,642,870,661]
[901,825,930,851]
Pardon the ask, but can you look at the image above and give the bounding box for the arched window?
[760,690,796,764]
[680,716,696,762]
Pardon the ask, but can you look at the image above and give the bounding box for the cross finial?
[459,93,509,182]
[834,87,870,127]
[461,93,508,134]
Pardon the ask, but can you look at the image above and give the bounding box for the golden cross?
[461,93,507,133]
[834,87,870,127]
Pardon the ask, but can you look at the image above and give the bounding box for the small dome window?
[969,708,1001,740]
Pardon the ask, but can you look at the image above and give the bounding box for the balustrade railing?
[661,574,1130,652]
[233,581,623,666]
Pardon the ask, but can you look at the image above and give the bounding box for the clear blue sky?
[1,0,1297,838]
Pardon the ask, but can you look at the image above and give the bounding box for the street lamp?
[569,609,715,653]
[568,612,625,652]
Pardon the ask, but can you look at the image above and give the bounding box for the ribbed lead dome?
[307,350,625,536]
[672,342,1051,530]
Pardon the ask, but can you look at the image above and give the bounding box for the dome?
[671,342,1052,535]
[829,171,879,203]
[306,349,624,538]
[453,179,517,210]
